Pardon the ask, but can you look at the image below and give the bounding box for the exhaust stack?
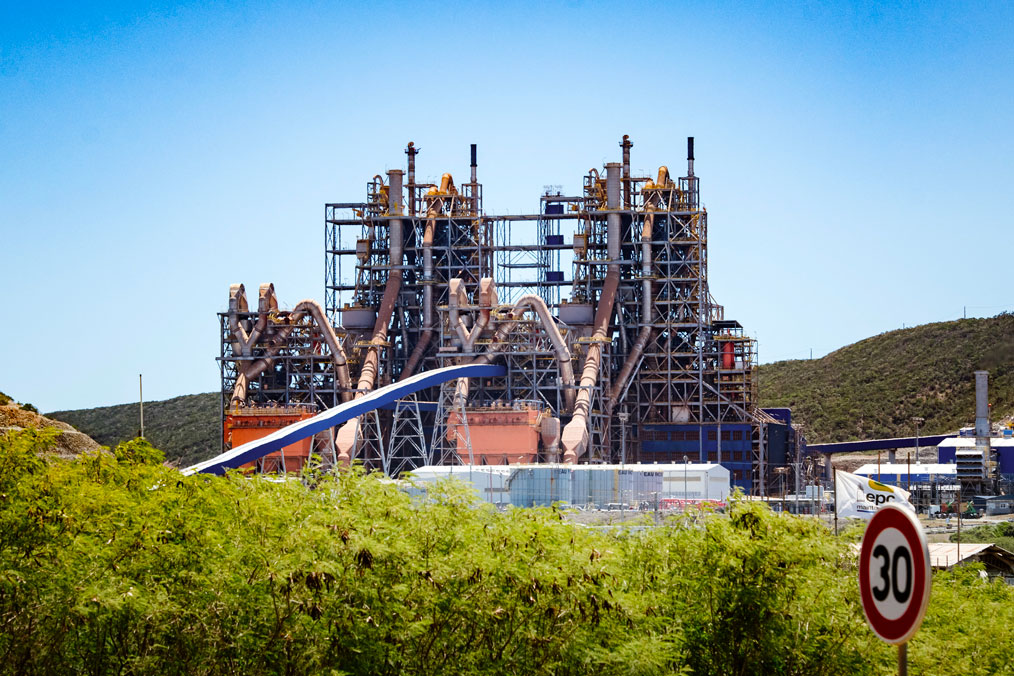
[687,136,694,177]
[975,370,990,438]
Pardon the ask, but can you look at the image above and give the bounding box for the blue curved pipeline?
[183,363,506,475]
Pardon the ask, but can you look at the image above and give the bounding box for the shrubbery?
[1,429,1012,675]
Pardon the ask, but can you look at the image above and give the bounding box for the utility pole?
[139,373,144,439]
[683,455,689,511]
[912,416,924,461]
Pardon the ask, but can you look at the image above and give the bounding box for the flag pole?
[833,467,839,535]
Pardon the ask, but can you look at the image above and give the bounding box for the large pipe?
[449,284,576,412]
[451,311,518,410]
[472,277,496,349]
[610,168,669,404]
[228,284,249,356]
[335,169,405,463]
[228,283,278,357]
[541,415,561,462]
[230,298,352,406]
[560,162,622,462]
[513,295,576,412]
[401,179,453,379]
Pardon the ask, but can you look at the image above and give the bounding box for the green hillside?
[758,314,1014,443]
[48,392,219,467]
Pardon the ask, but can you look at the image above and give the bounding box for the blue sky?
[2,1,1012,412]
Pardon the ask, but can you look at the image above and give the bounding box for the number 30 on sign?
[859,503,932,644]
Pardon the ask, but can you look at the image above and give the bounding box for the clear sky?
[2,1,1012,412]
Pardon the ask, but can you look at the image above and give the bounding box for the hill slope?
[1,397,102,458]
[48,392,219,467]
[757,314,1014,443]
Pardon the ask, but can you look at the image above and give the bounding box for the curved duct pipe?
[228,283,278,357]
[451,311,518,410]
[448,277,472,349]
[459,276,496,351]
[561,162,622,463]
[250,283,278,348]
[228,284,249,356]
[656,165,669,188]
[610,175,667,407]
[512,295,576,412]
[401,187,447,379]
[447,285,576,413]
[335,170,405,464]
[229,298,353,407]
[447,277,495,351]
[439,172,456,194]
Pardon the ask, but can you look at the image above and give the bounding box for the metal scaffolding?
[221,136,792,491]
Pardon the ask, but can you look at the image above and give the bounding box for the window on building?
[733,430,744,441]
[708,430,717,441]
[686,430,700,441]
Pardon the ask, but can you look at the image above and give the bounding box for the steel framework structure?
[221,136,785,491]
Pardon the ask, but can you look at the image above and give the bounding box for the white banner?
[836,470,914,520]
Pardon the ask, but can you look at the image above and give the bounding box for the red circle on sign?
[858,504,931,644]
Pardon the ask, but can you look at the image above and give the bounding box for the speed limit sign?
[859,503,932,644]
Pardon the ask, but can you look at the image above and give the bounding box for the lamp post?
[683,455,689,511]
[912,416,924,460]
[618,410,629,465]
[911,416,924,509]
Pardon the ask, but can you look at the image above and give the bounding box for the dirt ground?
[1,404,101,458]
[829,446,940,473]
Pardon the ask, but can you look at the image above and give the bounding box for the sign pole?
[833,467,839,535]
[858,504,931,670]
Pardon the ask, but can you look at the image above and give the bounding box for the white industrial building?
[403,463,730,508]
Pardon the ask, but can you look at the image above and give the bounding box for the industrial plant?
[216,136,802,494]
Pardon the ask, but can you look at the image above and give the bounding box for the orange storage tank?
[224,405,316,473]
[446,405,541,464]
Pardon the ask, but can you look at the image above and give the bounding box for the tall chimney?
[975,370,990,438]
[386,169,403,215]
[620,135,632,207]
[687,136,695,177]
[469,143,478,213]
[405,142,418,216]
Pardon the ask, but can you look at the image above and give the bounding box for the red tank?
[722,341,735,370]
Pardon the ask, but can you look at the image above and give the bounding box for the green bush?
[1,429,1011,675]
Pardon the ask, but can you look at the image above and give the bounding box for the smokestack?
[386,169,403,215]
[470,143,477,183]
[605,162,621,260]
[975,370,990,438]
[405,142,418,216]
[687,136,695,177]
[620,135,632,207]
